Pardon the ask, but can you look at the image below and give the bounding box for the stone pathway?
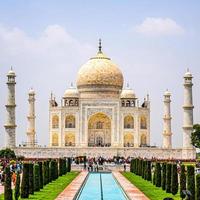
[55,171,88,200]
[112,172,149,200]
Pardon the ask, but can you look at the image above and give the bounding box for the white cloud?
[134,17,185,36]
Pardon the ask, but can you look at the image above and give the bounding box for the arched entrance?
[88,113,111,147]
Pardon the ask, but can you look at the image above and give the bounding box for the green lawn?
[0,171,79,200]
[122,172,180,200]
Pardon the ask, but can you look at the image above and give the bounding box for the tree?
[196,174,200,200]
[180,165,186,199]
[21,163,29,198]
[14,172,20,200]
[66,158,71,172]
[29,163,34,195]
[38,162,43,189]
[0,148,16,159]
[166,163,172,193]
[155,162,161,187]
[147,161,152,182]
[191,124,200,148]
[34,164,40,192]
[171,164,178,195]
[187,165,195,200]
[162,163,166,190]
[4,166,12,200]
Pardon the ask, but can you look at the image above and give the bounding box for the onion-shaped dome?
[121,87,136,99]
[76,40,124,92]
[28,88,35,95]
[64,84,79,98]
[7,67,16,76]
[164,90,171,96]
[184,69,193,78]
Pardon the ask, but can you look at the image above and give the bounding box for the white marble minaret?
[162,90,172,148]
[26,88,36,147]
[4,68,16,148]
[182,69,194,149]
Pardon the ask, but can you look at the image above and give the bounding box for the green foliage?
[166,163,172,193]
[34,164,40,192]
[14,172,20,200]
[21,163,29,198]
[29,163,34,195]
[38,162,43,189]
[196,174,200,200]
[171,164,178,195]
[191,124,200,148]
[153,166,156,185]
[155,162,161,187]
[0,148,16,159]
[43,161,48,185]
[4,166,12,200]
[147,161,152,182]
[66,158,71,172]
[180,165,186,199]
[162,163,166,190]
[187,165,195,200]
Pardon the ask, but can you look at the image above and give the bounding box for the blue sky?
[0,0,199,147]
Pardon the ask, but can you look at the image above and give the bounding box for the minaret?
[182,69,194,149]
[26,88,36,147]
[4,68,16,148]
[162,90,172,148]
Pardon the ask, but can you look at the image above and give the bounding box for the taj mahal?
[4,40,196,160]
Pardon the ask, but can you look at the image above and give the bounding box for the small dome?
[64,86,79,98]
[184,69,192,78]
[29,88,35,95]
[164,90,171,96]
[121,88,136,99]
[76,40,123,92]
[7,68,16,76]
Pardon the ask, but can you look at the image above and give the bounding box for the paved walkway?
[113,172,149,200]
[55,171,88,200]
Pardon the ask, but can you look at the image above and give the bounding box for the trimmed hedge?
[4,166,12,200]
[34,164,40,192]
[21,163,29,198]
[155,162,161,187]
[162,163,166,190]
[171,164,178,195]
[15,172,20,200]
[166,163,172,193]
[180,165,186,199]
[187,165,195,200]
[29,163,34,195]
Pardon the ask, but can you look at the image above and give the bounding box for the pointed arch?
[64,133,75,146]
[52,115,59,128]
[124,133,134,147]
[140,115,147,129]
[52,133,58,146]
[124,115,134,129]
[65,115,75,128]
[140,134,147,146]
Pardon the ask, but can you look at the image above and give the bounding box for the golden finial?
[98,38,102,53]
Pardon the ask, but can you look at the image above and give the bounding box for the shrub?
[187,165,195,200]
[29,163,34,195]
[153,164,156,185]
[196,174,200,200]
[147,161,152,181]
[180,165,186,199]
[155,162,161,187]
[14,172,20,200]
[162,163,166,190]
[59,159,63,176]
[66,158,71,172]
[55,160,58,179]
[0,148,16,159]
[34,164,40,191]
[166,163,172,193]
[4,166,12,200]
[171,164,178,195]
[21,163,29,198]
[38,162,43,189]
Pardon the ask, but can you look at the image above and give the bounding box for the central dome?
[76,40,124,93]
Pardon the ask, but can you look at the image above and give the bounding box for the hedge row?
[4,158,71,200]
[130,158,200,199]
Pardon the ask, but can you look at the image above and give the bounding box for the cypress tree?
[171,164,178,195]
[29,163,34,195]
[67,158,71,172]
[59,159,63,176]
[196,174,200,200]
[155,162,161,187]
[14,172,20,200]
[34,164,40,192]
[4,166,12,200]
[162,163,166,190]
[47,160,50,183]
[187,165,195,200]
[166,163,172,193]
[180,165,186,199]
[147,161,152,181]
[55,160,58,179]
[21,163,29,198]
[153,164,156,185]
[38,162,43,189]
